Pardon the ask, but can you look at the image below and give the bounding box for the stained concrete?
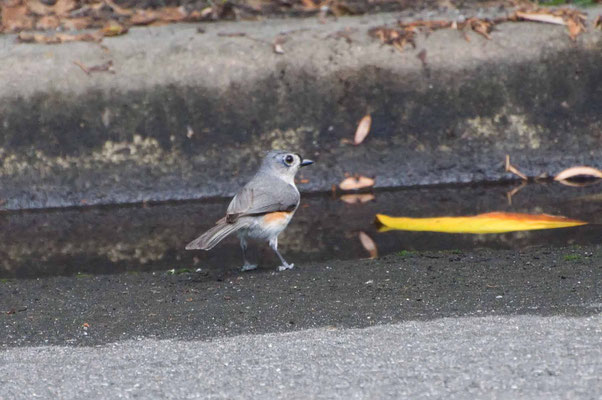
[1,7,601,210]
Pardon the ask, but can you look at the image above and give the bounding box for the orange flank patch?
[376,212,587,234]
[263,211,291,224]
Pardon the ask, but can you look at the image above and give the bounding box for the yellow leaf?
[375,212,587,234]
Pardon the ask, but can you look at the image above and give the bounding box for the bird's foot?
[277,263,294,272]
[241,263,258,272]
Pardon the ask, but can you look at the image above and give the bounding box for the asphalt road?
[1,245,600,398]
[1,315,600,399]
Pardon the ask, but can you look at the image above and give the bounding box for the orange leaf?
[339,176,375,191]
[354,114,372,145]
[375,212,587,234]
[358,231,378,259]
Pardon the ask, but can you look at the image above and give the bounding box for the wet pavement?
[0,181,600,279]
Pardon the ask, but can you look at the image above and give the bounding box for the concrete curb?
[1,7,601,210]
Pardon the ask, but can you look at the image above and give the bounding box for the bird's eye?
[285,155,294,164]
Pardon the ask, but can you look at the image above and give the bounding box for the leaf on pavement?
[354,114,372,145]
[358,231,378,259]
[375,212,587,234]
[339,175,375,191]
[554,166,602,181]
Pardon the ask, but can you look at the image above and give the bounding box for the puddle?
[0,181,600,279]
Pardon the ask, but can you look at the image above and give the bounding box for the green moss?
[397,250,416,257]
[563,254,582,262]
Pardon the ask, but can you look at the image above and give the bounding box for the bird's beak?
[300,159,314,167]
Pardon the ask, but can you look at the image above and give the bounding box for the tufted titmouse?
[185,150,314,271]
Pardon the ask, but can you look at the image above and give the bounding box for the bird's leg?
[239,236,257,271]
[269,237,294,271]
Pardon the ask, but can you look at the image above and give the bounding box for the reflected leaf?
[358,231,378,259]
[340,193,375,204]
[375,212,587,234]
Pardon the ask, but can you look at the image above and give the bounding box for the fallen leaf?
[36,15,60,30]
[340,193,375,204]
[375,212,587,234]
[354,114,372,145]
[1,4,34,32]
[505,154,528,181]
[26,0,53,16]
[554,166,602,181]
[339,175,375,191]
[101,20,128,37]
[18,31,101,44]
[358,231,378,258]
[61,17,93,30]
[82,322,90,328]
[104,0,133,16]
[515,11,565,25]
[595,16,601,30]
[566,18,583,41]
[467,18,492,40]
[53,0,76,17]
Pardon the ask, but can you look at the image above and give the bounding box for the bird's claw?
[241,264,258,272]
[277,263,294,272]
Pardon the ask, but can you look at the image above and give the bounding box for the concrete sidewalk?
[1,315,600,399]
[1,7,601,210]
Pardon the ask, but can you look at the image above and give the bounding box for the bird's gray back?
[226,172,300,221]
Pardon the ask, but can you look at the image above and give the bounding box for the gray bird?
[185,150,314,271]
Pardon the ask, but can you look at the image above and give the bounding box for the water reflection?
[0,182,600,278]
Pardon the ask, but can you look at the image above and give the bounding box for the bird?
[185,150,314,272]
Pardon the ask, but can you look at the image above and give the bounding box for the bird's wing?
[226,176,299,222]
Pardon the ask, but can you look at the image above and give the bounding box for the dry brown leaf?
[301,0,318,10]
[358,231,378,259]
[18,31,101,44]
[1,4,34,32]
[554,166,602,181]
[340,193,375,204]
[101,20,128,37]
[594,16,601,30]
[130,9,159,25]
[61,17,92,30]
[36,15,60,30]
[515,11,565,25]
[467,18,493,39]
[566,18,583,41]
[339,175,375,191]
[354,114,372,145]
[53,0,76,17]
[104,0,133,16]
[505,154,528,181]
[26,0,53,16]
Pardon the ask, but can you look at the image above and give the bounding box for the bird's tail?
[185,219,248,251]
